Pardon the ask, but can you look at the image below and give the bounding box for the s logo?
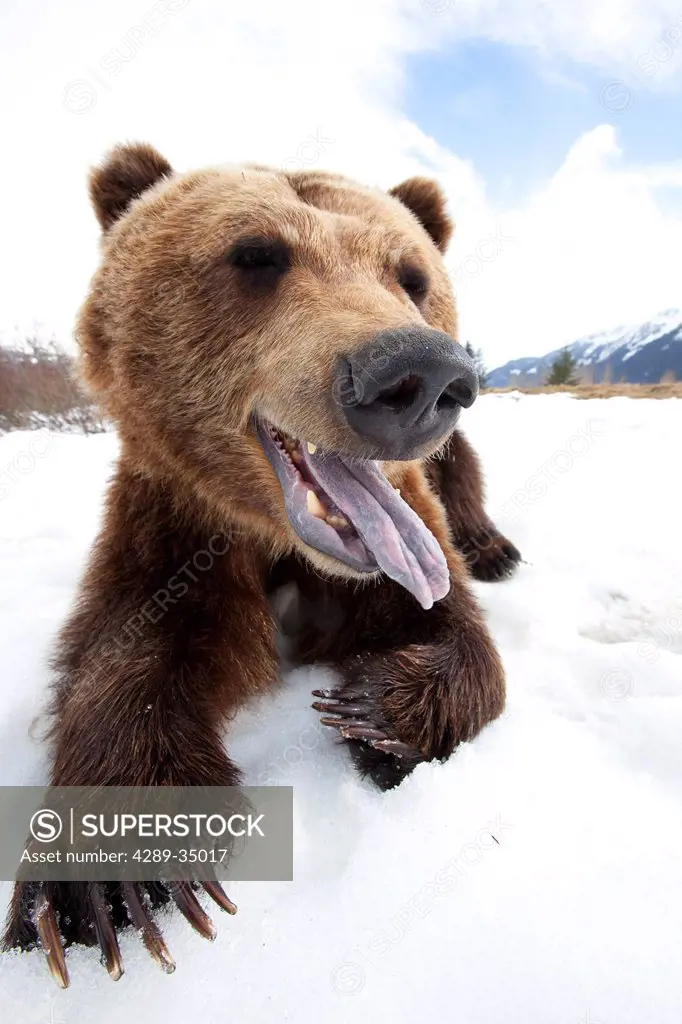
[29,809,63,843]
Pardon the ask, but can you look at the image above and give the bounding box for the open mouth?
[257,420,450,610]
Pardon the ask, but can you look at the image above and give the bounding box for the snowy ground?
[1,394,681,1023]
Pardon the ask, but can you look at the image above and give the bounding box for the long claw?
[122,883,176,974]
[319,716,387,737]
[311,701,372,716]
[91,884,124,981]
[312,688,370,701]
[202,880,237,916]
[369,738,417,757]
[170,883,216,940]
[339,725,391,741]
[314,686,415,758]
[35,892,69,990]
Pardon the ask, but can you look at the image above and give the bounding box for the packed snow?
[1,394,681,1023]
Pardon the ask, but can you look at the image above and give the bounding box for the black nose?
[336,327,479,458]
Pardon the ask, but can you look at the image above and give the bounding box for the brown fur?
[4,144,520,963]
[89,142,173,230]
[389,176,454,253]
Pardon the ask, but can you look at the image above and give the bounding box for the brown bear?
[3,143,520,986]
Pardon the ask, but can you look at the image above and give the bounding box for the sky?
[1,0,681,368]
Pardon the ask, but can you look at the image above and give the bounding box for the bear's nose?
[336,326,478,459]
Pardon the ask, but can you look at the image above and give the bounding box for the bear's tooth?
[306,490,328,519]
[394,488,400,496]
[307,442,317,455]
[327,515,349,529]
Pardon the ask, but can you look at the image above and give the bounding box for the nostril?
[436,391,459,412]
[374,374,421,411]
[443,377,476,410]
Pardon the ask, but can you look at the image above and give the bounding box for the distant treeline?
[0,338,104,434]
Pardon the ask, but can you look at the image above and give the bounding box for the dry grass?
[0,338,105,433]
[484,383,682,399]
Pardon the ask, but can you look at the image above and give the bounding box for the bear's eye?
[397,264,429,304]
[228,237,291,280]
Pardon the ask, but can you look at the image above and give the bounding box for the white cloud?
[425,0,682,89]
[446,125,682,363]
[0,0,680,366]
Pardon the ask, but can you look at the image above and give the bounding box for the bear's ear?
[389,177,453,253]
[89,143,173,231]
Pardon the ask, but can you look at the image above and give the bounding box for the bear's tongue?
[295,444,450,610]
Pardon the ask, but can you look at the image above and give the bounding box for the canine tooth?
[394,488,400,496]
[307,442,317,454]
[327,515,349,528]
[306,490,328,519]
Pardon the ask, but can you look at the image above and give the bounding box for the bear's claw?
[121,881,176,975]
[34,892,69,989]
[312,688,418,758]
[91,883,125,980]
[16,877,236,988]
[169,881,217,940]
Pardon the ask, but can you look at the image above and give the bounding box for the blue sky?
[404,39,682,207]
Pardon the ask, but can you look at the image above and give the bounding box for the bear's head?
[78,143,479,608]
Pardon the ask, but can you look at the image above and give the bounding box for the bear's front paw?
[458,526,522,582]
[312,634,505,790]
[3,877,236,988]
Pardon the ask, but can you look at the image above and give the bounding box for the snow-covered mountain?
[487,309,682,386]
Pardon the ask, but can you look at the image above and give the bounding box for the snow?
[1,394,682,1023]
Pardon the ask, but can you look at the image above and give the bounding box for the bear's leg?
[291,470,506,790]
[427,428,521,581]
[3,463,278,986]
